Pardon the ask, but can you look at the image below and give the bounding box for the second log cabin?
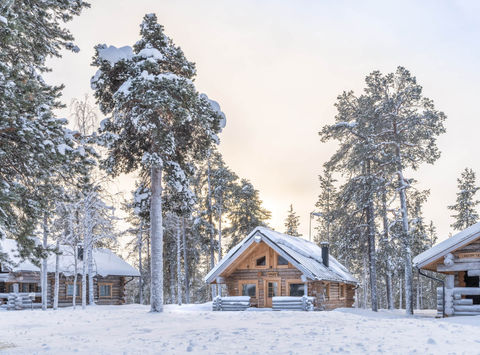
[414,222,480,316]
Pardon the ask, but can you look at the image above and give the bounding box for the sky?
[45,0,480,243]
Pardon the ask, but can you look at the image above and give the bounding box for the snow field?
[1,304,479,354]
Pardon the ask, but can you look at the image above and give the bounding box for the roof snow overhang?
[413,222,480,270]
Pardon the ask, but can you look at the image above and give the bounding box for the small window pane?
[256,256,266,266]
[277,255,288,266]
[267,282,278,297]
[67,284,79,297]
[99,284,111,297]
[242,284,256,297]
[289,283,305,297]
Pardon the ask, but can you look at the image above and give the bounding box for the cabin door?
[264,279,279,308]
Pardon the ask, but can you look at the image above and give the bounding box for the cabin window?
[340,284,345,298]
[99,283,112,298]
[242,284,256,297]
[20,283,37,293]
[277,255,288,266]
[66,283,80,297]
[256,256,266,266]
[289,283,305,297]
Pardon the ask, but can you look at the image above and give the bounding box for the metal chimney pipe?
[321,242,329,268]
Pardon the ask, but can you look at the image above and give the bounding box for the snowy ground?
[1,304,480,354]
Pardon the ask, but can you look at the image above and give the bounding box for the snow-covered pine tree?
[284,204,301,236]
[226,179,271,250]
[367,67,446,315]
[314,168,336,244]
[320,90,383,312]
[0,0,89,257]
[448,168,480,231]
[91,14,225,312]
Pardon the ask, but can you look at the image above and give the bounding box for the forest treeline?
[1,2,478,314]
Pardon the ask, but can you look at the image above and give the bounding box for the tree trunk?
[399,277,403,309]
[88,242,94,305]
[182,218,190,304]
[365,160,378,312]
[386,267,394,310]
[41,213,49,311]
[170,262,175,304]
[82,230,88,309]
[362,252,368,309]
[73,244,78,309]
[207,157,216,299]
[53,239,60,310]
[150,165,164,312]
[138,219,143,305]
[381,188,394,310]
[176,216,182,306]
[218,201,223,297]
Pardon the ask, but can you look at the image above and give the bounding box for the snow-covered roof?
[413,221,480,269]
[205,227,358,284]
[0,239,140,277]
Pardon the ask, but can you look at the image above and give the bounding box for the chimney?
[321,242,329,268]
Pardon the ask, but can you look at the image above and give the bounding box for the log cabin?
[414,222,480,316]
[205,227,358,310]
[0,238,139,308]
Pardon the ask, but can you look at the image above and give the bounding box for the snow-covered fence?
[212,296,250,311]
[0,292,41,310]
[272,296,314,311]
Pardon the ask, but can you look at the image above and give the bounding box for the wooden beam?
[437,262,480,272]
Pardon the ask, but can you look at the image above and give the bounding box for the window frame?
[255,255,267,268]
[340,284,346,299]
[276,254,289,268]
[65,282,80,298]
[287,279,306,297]
[98,282,113,298]
[238,280,258,299]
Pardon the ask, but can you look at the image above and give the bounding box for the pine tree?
[314,168,336,244]
[284,204,301,236]
[448,168,480,231]
[91,14,224,312]
[0,0,89,257]
[226,179,271,249]
[367,67,446,315]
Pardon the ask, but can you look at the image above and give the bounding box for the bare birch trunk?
[138,220,143,305]
[82,233,87,309]
[53,239,60,310]
[73,245,78,309]
[150,166,164,312]
[176,217,182,306]
[41,213,48,311]
[88,242,94,305]
[182,218,190,304]
[399,278,403,309]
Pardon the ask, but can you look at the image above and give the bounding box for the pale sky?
[46,0,480,243]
